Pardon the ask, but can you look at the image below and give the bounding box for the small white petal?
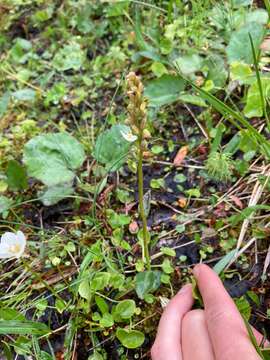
[0,243,10,252]
[0,243,12,258]
[0,251,14,259]
[120,130,137,142]
[0,231,26,259]
[1,232,17,245]
[17,231,26,247]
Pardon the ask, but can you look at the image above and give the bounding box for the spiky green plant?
[206,151,234,181]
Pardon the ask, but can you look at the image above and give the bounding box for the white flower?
[120,130,137,142]
[0,231,26,259]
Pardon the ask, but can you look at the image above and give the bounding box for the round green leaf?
[226,22,265,64]
[90,272,111,291]
[135,271,161,299]
[116,328,145,349]
[144,75,185,107]
[175,54,203,75]
[78,279,91,301]
[99,313,114,328]
[23,133,85,187]
[114,300,136,320]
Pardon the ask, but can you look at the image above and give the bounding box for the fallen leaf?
[262,245,270,279]
[214,203,227,218]
[173,146,188,166]
[125,202,136,214]
[229,195,244,209]
[99,184,114,204]
[132,243,141,254]
[143,151,152,158]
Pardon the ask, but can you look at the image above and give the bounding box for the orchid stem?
[138,133,151,270]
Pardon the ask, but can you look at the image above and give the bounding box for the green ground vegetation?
[0,0,270,359]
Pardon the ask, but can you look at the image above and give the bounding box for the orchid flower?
[0,231,26,259]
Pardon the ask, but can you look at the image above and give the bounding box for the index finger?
[151,284,194,360]
[194,264,261,360]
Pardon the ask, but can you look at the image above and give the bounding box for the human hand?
[151,264,267,360]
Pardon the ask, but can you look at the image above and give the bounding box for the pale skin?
[152,264,268,360]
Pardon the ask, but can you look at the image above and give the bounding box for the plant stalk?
[137,134,151,270]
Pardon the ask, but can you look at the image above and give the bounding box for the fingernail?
[193,265,200,278]
[178,284,191,294]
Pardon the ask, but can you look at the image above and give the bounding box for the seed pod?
[143,129,151,139]
[131,125,140,135]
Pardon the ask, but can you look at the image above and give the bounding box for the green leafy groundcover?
[0,1,269,359]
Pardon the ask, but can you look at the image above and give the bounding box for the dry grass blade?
[225,237,257,271]
[236,165,270,250]
[262,244,270,280]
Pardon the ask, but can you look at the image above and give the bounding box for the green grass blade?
[134,7,149,51]
[249,33,270,130]
[224,133,241,154]
[174,64,270,156]
[262,349,270,360]
[263,0,270,19]
[213,249,238,275]
[210,124,223,153]
[242,316,264,359]
[0,320,50,335]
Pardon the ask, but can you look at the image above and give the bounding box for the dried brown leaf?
[173,146,188,166]
[229,195,244,209]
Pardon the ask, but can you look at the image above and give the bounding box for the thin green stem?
[137,134,151,270]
